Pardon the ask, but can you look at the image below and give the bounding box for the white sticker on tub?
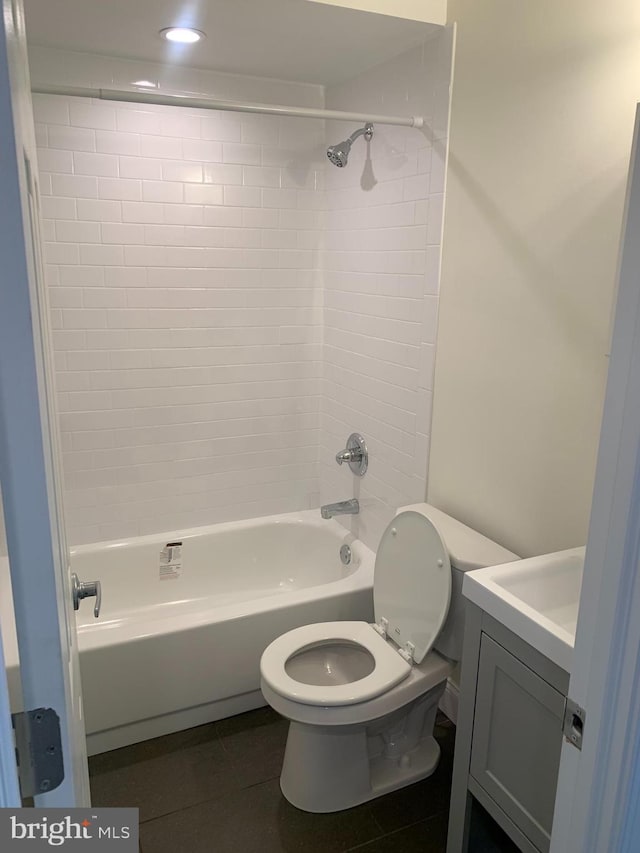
[159,541,182,580]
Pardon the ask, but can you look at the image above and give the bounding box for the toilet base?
[279,679,446,812]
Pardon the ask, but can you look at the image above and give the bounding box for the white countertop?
[462,546,585,673]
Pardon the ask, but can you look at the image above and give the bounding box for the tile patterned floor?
[89,707,518,853]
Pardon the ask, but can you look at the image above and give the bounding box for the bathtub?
[1,510,374,755]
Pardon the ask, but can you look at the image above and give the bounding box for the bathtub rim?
[69,507,356,560]
[2,508,375,660]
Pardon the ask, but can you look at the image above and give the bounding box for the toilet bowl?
[260,503,518,813]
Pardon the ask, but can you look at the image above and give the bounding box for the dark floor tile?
[368,724,456,834]
[90,733,238,822]
[214,705,279,737]
[468,803,520,853]
[368,771,450,836]
[95,705,464,852]
[347,812,448,853]
[140,777,384,853]
[216,706,289,787]
[89,722,220,774]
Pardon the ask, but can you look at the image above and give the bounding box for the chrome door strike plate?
[563,697,586,750]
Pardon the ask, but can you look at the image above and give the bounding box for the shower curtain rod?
[31,84,425,129]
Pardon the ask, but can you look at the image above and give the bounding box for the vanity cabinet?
[447,603,570,853]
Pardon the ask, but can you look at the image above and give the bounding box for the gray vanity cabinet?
[447,604,570,853]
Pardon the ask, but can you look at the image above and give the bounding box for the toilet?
[260,502,518,813]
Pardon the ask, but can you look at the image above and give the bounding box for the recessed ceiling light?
[159,27,205,44]
[133,80,157,88]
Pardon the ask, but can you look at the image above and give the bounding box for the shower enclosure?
[28,29,455,554]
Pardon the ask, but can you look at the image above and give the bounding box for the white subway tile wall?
[29,35,453,547]
[320,31,454,551]
[32,51,325,544]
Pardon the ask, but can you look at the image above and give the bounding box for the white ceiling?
[23,0,439,86]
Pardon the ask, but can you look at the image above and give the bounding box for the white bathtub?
[1,510,374,754]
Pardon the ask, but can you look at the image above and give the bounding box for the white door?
[550,106,640,851]
[0,0,90,806]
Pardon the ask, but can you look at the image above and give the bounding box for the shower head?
[327,139,353,168]
[327,122,373,168]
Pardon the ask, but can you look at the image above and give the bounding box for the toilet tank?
[397,504,519,661]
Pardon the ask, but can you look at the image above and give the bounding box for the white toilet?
[260,503,518,813]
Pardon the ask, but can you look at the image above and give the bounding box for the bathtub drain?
[340,544,352,565]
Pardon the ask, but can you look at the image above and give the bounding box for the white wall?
[428,2,640,557]
[321,30,454,550]
[304,0,447,25]
[31,48,325,544]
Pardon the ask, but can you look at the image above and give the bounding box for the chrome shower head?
[327,141,351,168]
[327,123,373,168]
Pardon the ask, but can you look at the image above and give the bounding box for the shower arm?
[347,123,374,144]
[31,84,425,129]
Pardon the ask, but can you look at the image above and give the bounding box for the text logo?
[0,809,138,850]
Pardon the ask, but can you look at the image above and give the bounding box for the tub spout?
[320,499,359,519]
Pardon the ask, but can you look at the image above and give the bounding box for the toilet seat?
[260,621,411,706]
[260,509,452,711]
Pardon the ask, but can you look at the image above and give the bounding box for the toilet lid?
[374,510,451,664]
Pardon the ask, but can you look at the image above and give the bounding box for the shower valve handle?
[335,433,368,477]
[71,573,102,618]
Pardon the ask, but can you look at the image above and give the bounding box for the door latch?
[563,697,586,750]
[71,573,101,618]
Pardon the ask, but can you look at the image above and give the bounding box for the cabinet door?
[470,635,565,852]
